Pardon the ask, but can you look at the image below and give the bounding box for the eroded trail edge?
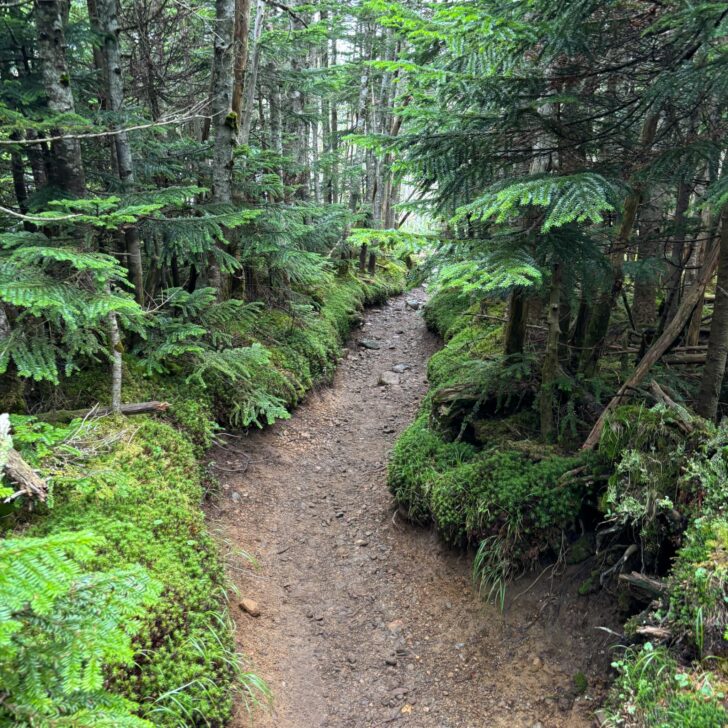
[210,292,613,728]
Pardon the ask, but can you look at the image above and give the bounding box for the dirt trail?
[210,291,615,728]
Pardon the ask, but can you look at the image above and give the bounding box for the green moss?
[423,288,473,340]
[22,418,234,725]
[387,413,476,523]
[578,572,600,596]
[573,671,588,694]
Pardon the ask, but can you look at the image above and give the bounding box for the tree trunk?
[570,291,590,370]
[106,282,123,413]
[695,208,728,420]
[10,137,29,214]
[97,0,144,305]
[208,0,236,291]
[231,0,252,121]
[540,263,562,441]
[35,0,86,196]
[238,0,265,145]
[659,179,691,332]
[581,112,660,374]
[632,195,660,331]
[504,288,527,356]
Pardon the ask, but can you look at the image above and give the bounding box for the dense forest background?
[0,0,727,725]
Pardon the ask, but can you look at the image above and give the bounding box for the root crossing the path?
[210,292,615,728]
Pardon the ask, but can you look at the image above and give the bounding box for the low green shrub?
[667,517,728,658]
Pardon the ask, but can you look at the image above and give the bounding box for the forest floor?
[209,290,618,728]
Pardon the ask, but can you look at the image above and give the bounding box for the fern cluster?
[0,531,159,726]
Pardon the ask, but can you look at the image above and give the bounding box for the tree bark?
[231,0,252,121]
[35,0,86,196]
[695,208,728,420]
[208,0,237,292]
[632,195,660,331]
[238,0,265,145]
[97,0,144,305]
[4,449,47,501]
[504,288,527,356]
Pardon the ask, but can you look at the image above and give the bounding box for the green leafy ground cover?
[1,269,404,726]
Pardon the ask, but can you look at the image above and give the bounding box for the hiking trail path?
[209,290,614,728]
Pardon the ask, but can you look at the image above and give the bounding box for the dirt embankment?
[209,291,617,728]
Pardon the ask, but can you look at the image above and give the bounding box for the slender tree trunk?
[9,135,29,214]
[358,243,368,273]
[108,297,123,414]
[659,179,691,332]
[686,201,719,345]
[267,62,283,183]
[97,0,144,305]
[695,208,728,420]
[239,0,265,145]
[569,291,590,370]
[329,36,339,204]
[540,263,562,441]
[231,0,252,121]
[26,130,49,190]
[504,289,527,356]
[208,0,236,291]
[581,112,660,374]
[632,195,660,331]
[35,0,86,196]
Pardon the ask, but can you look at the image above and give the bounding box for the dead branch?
[4,448,47,501]
[38,401,170,423]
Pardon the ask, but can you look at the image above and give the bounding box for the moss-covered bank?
[389,286,728,724]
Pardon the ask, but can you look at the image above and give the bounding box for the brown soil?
[209,290,618,728]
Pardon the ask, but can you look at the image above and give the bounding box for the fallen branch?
[39,401,170,423]
[634,625,672,640]
[619,571,669,600]
[4,448,47,501]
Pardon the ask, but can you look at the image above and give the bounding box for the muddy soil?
[209,290,618,728]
